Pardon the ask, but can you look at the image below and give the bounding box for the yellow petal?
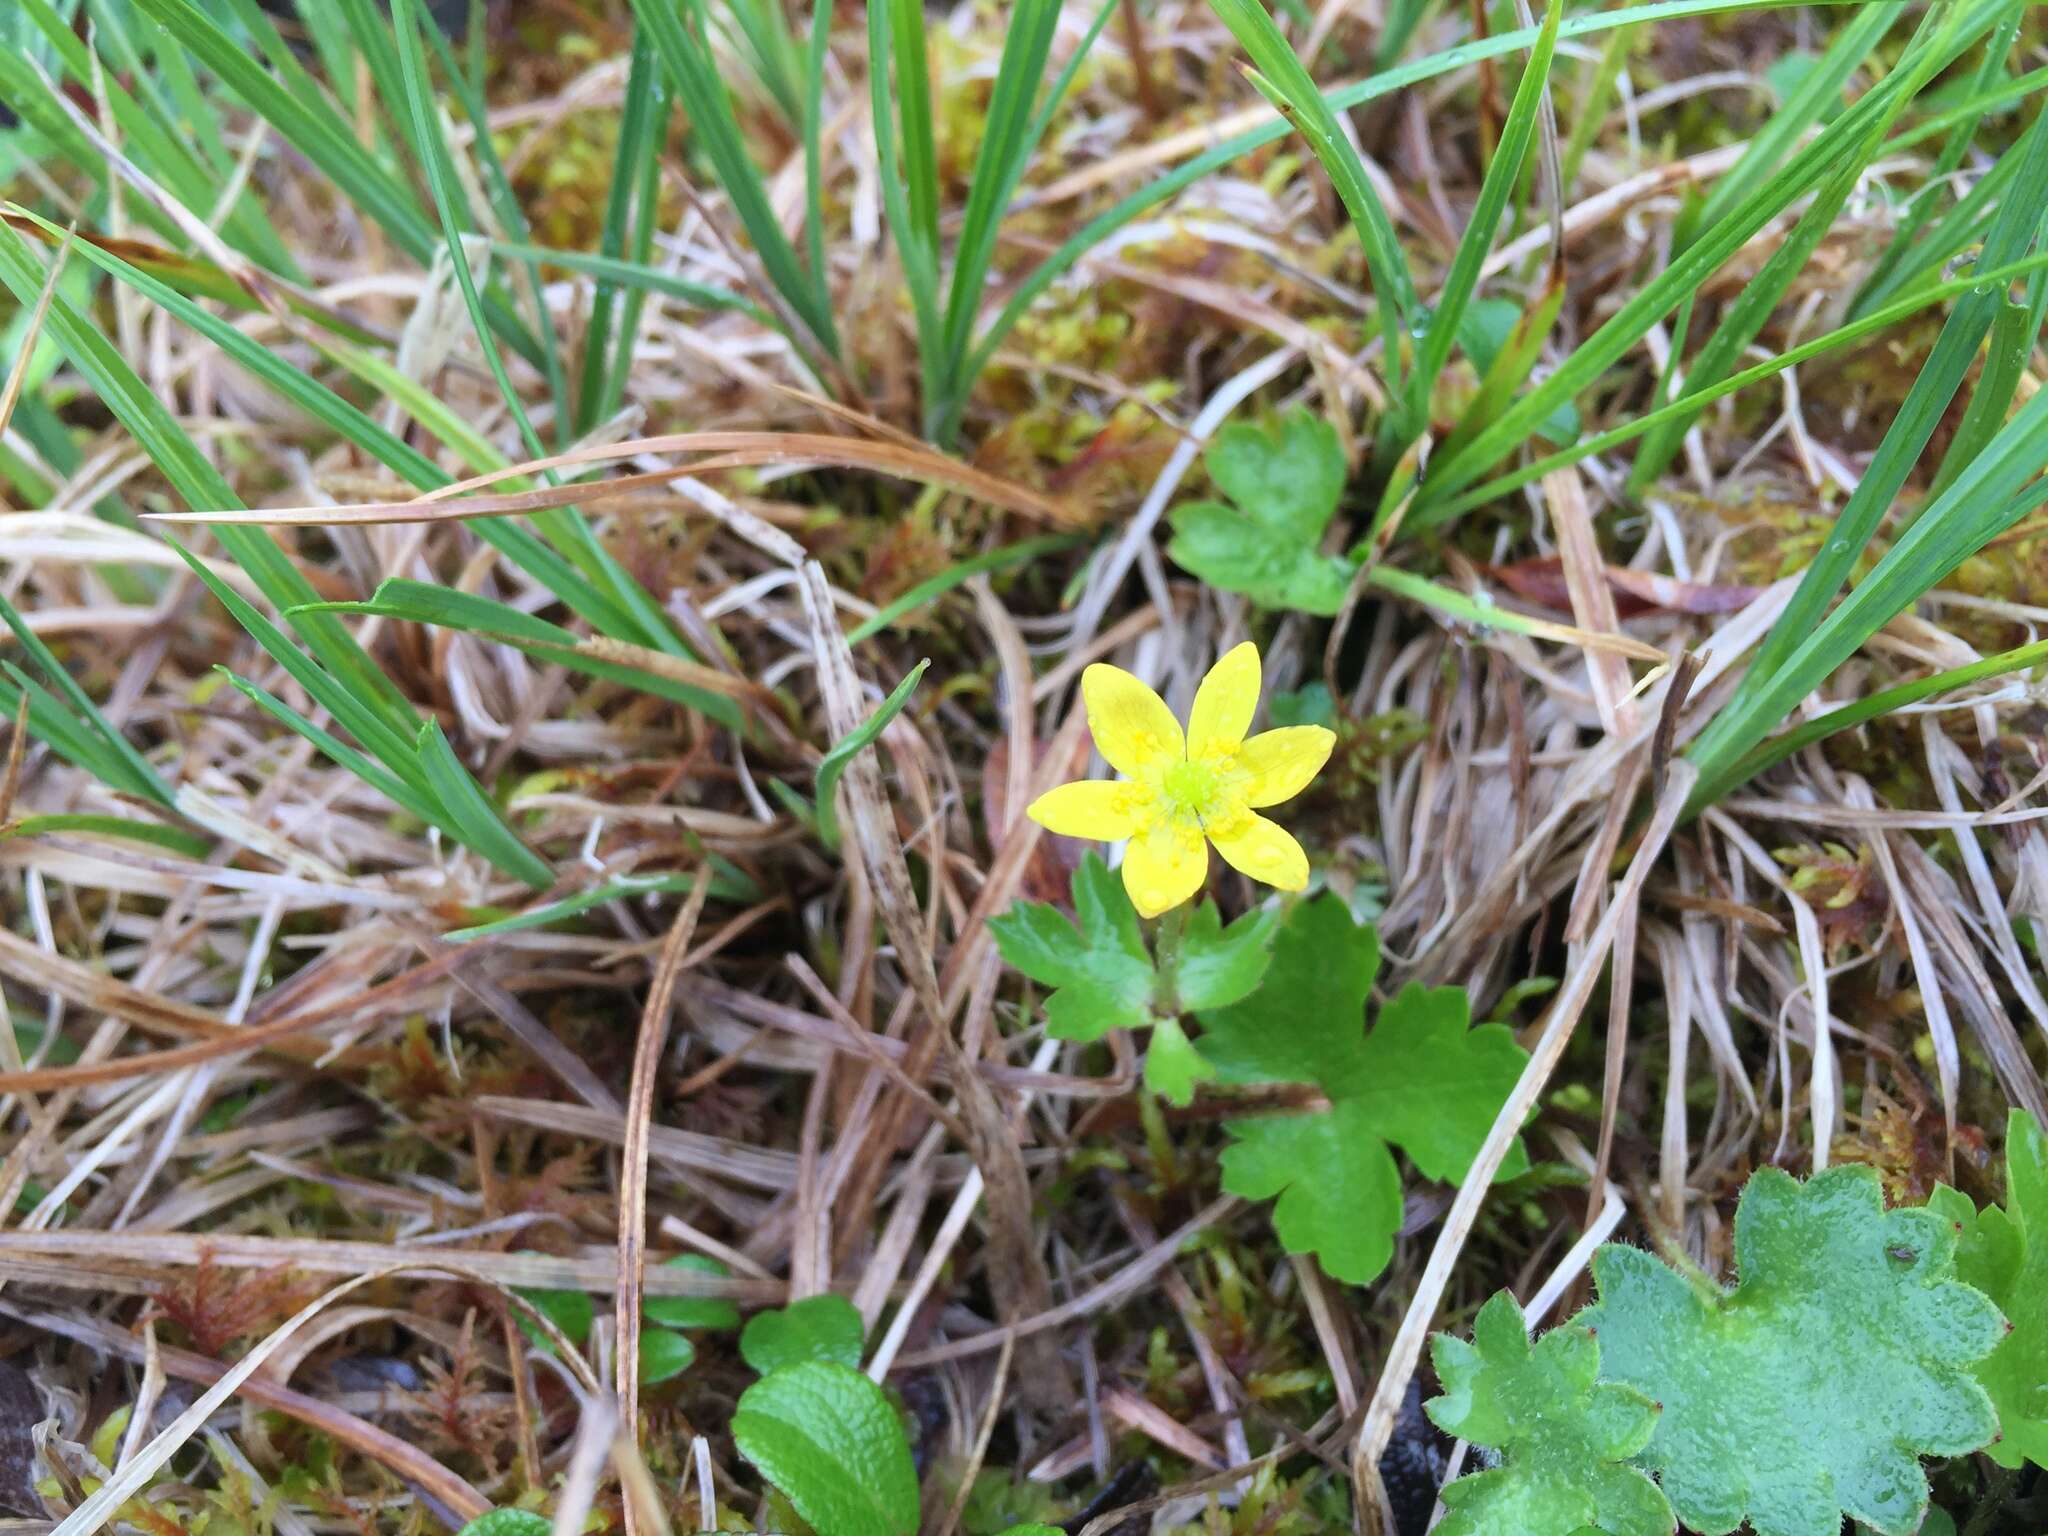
[1236,726,1336,807]
[1209,812,1310,892]
[1026,780,1148,842]
[1188,641,1260,759]
[1082,663,1183,776]
[1120,817,1207,918]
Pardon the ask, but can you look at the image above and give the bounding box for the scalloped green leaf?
[1425,1292,1673,1536]
[1930,1109,2048,1470]
[741,1294,866,1374]
[990,854,1154,1041]
[1579,1164,2004,1536]
[1166,410,1355,615]
[990,855,1276,1105]
[1195,895,1528,1283]
[732,1362,919,1536]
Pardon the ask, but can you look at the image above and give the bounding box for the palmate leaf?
[1195,896,1528,1283]
[1426,1293,1673,1536]
[1928,1110,2048,1470]
[988,854,1277,1103]
[1579,1165,2004,1536]
[1166,411,1355,616]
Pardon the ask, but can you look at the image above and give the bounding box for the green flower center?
[1160,758,1222,818]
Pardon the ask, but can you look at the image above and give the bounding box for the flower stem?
[1151,904,1188,1014]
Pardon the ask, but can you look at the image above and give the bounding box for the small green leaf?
[1268,683,1335,730]
[990,854,1156,1041]
[1931,1110,2048,1470]
[1580,1164,2004,1536]
[1141,1015,1215,1106]
[1454,299,1580,446]
[816,659,928,850]
[732,1362,919,1536]
[1173,902,1280,1013]
[454,1511,551,1536]
[740,1295,865,1374]
[1426,1291,1673,1536]
[638,1328,697,1385]
[992,857,1275,1108]
[643,1254,742,1331]
[1166,411,1355,615]
[1196,897,1528,1283]
[513,1286,592,1352]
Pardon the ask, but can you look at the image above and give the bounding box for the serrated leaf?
[1425,1292,1673,1536]
[1931,1110,2048,1470]
[1195,897,1528,1283]
[1579,1164,2004,1536]
[732,1362,919,1536]
[1166,411,1356,615]
[1173,902,1280,1013]
[993,857,1279,1106]
[643,1254,742,1331]
[639,1327,696,1385]
[990,854,1155,1041]
[455,1511,551,1536]
[741,1295,865,1374]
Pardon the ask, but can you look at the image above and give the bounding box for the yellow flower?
[1027,642,1336,918]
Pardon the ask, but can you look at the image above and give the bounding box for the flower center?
[1160,758,1222,818]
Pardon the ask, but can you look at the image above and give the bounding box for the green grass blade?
[1688,85,2048,779]
[1425,248,2048,523]
[130,0,547,372]
[868,0,947,417]
[1413,0,2007,520]
[17,0,296,272]
[0,664,169,804]
[1406,0,1561,438]
[495,243,758,321]
[217,668,437,821]
[1205,0,1417,402]
[935,0,1062,439]
[296,581,746,724]
[1713,636,2048,800]
[1851,5,2023,317]
[444,864,758,941]
[0,217,420,737]
[0,587,173,807]
[1627,45,1925,491]
[418,13,572,441]
[718,0,805,126]
[1687,391,2048,812]
[880,0,941,264]
[627,0,839,357]
[1926,296,2036,502]
[801,0,831,294]
[171,545,434,799]
[1,814,214,858]
[578,33,661,434]
[966,0,1806,410]
[846,535,1080,644]
[1679,0,1898,248]
[415,721,553,889]
[389,0,551,469]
